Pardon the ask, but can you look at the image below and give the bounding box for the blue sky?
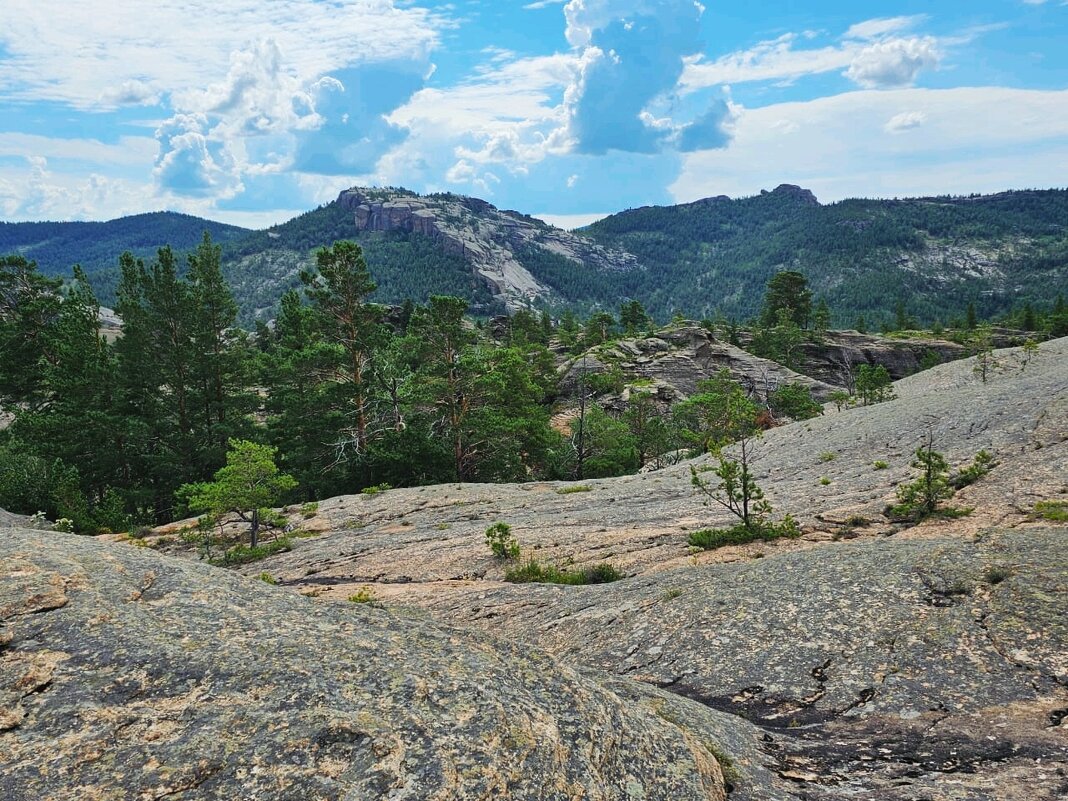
[0,0,1065,229]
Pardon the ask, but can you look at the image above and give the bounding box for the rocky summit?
[338,187,642,309]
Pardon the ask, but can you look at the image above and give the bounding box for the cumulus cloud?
[0,155,156,221]
[445,159,500,194]
[153,113,243,198]
[885,110,927,132]
[844,37,940,89]
[150,37,427,199]
[561,0,732,154]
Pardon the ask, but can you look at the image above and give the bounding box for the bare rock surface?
[251,337,1067,591]
[231,337,1067,799]
[408,528,1068,799]
[0,527,764,801]
[338,187,641,309]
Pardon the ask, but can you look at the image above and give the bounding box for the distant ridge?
[3,185,1066,325]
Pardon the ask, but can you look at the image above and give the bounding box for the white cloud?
[670,87,1068,203]
[885,110,927,133]
[445,159,500,194]
[844,37,940,89]
[682,17,945,91]
[0,0,442,108]
[0,156,160,221]
[99,79,161,108]
[153,113,243,199]
[0,133,156,166]
[844,16,925,41]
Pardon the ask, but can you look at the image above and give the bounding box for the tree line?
[2,242,1060,534]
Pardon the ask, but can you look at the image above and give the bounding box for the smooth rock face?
[0,528,742,801]
[250,337,1067,588]
[416,529,1068,800]
[337,188,641,309]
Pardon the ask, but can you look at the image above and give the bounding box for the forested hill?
[0,212,251,276]
[2,185,1066,326]
[581,185,1068,325]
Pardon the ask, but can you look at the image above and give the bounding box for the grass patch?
[211,536,292,566]
[662,587,683,601]
[348,586,378,604]
[818,451,836,463]
[504,559,624,585]
[873,460,889,470]
[819,477,831,486]
[361,483,392,496]
[258,572,277,585]
[687,518,801,551]
[1034,500,1068,522]
[556,485,593,495]
[300,501,318,519]
[706,743,742,791]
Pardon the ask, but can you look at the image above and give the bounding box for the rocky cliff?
[337,188,642,309]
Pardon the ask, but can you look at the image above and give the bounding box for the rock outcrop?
[0,527,761,800]
[558,323,839,406]
[337,188,642,309]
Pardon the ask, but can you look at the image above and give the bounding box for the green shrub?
[300,501,319,518]
[361,483,392,496]
[887,434,954,522]
[818,451,836,462]
[768,383,822,421]
[211,536,292,566]
[983,565,1012,585]
[504,559,624,585]
[485,522,520,560]
[873,460,889,470]
[1034,500,1068,522]
[950,450,996,489]
[819,477,831,486]
[687,517,800,551]
[258,572,277,585]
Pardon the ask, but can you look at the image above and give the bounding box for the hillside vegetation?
[582,185,1068,324]
[2,185,1065,325]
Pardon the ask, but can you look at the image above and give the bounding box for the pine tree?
[0,254,61,406]
[301,241,383,460]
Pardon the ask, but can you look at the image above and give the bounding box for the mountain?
[0,211,251,276]
[582,184,1068,324]
[3,185,1066,325]
[219,187,642,320]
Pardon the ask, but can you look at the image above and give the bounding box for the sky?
[0,0,1065,229]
